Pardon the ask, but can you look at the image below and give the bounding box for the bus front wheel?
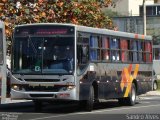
[85,86,94,111]
[80,86,94,111]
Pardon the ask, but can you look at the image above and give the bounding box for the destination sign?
[15,25,74,36]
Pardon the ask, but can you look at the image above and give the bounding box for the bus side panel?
[79,71,97,100]
[79,64,121,100]
[106,63,152,99]
[79,83,90,100]
[99,63,124,99]
[79,64,152,101]
[136,78,152,95]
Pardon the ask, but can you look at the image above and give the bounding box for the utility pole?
[143,0,146,35]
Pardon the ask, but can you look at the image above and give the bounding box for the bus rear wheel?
[118,84,136,106]
[126,83,136,106]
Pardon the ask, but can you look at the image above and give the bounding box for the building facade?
[112,0,160,40]
[140,4,160,16]
[113,16,160,36]
[110,0,154,16]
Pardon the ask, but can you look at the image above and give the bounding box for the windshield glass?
[13,36,74,74]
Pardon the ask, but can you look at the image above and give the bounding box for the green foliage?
[0,0,113,38]
[0,0,113,55]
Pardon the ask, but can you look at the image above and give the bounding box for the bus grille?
[24,86,62,92]
[30,94,54,97]
[21,79,60,82]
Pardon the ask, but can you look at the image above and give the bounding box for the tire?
[126,84,136,106]
[84,86,94,111]
[33,100,42,112]
[153,81,158,91]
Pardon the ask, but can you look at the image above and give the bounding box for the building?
[155,0,160,3]
[111,0,160,39]
[113,16,160,37]
[109,0,154,16]
[140,4,160,16]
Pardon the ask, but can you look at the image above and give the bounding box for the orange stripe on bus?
[135,34,138,39]
[141,35,145,39]
[128,64,132,74]
[133,64,139,79]
[120,64,139,97]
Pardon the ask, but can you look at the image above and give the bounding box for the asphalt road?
[0,95,160,120]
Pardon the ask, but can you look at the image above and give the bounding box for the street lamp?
[143,0,146,35]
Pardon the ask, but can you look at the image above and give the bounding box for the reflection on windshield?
[13,36,74,74]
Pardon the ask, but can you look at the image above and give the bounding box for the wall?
[109,0,129,16]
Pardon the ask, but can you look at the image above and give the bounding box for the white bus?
[11,23,153,111]
[152,45,160,90]
[0,21,7,104]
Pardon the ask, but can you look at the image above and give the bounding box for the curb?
[140,90,160,97]
[145,91,160,96]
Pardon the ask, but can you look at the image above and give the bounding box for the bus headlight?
[12,84,22,91]
[59,86,75,91]
[12,85,19,90]
[67,86,75,90]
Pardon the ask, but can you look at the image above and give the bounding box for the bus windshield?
[13,35,74,74]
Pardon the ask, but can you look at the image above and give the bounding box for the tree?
[0,0,113,55]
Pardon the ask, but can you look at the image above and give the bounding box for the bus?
[11,23,153,111]
[0,21,7,104]
[152,45,160,90]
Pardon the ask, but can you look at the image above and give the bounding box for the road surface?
[0,95,160,120]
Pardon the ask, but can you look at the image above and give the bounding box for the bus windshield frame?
[12,25,75,75]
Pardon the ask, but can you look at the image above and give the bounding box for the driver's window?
[77,32,89,75]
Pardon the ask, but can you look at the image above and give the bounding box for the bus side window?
[145,42,152,62]
[154,48,160,60]
[101,36,110,61]
[137,41,142,62]
[90,36,100,61]
[110,37,120,61]
[120,39,128,62]
[130,40,137,62]
[141,42,145,62]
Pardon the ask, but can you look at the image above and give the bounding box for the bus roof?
[15,23,152,41]
[76,25,152,41]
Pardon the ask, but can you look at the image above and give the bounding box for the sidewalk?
[0,98,33,109]
[144,90,160,96]
[140,90,160,97]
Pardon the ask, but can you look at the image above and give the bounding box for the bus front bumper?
[11,88,78,101]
